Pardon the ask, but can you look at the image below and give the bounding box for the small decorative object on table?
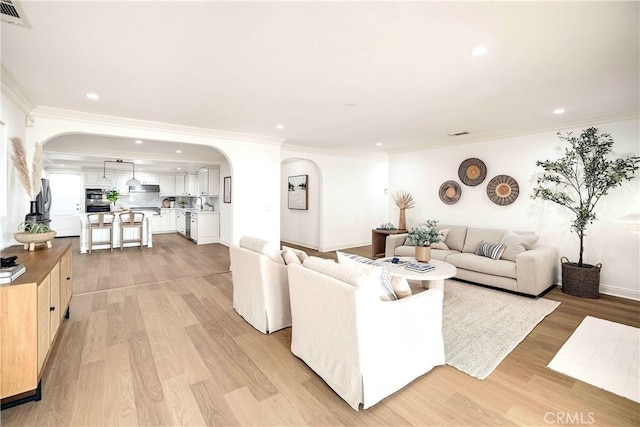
[407,219,443,263]
[392,190,415,230]
[13,221,57,252]
[106,189,120,210]
[377,222,396,230]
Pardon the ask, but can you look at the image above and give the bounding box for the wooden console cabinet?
[371,228,407,258]
[1,241,73,407]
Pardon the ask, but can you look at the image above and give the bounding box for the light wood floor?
[2,234,638,426]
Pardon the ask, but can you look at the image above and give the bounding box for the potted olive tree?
[407,220,442,262]
[532,127,639,298]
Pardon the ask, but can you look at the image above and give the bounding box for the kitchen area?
[77,165,222,253]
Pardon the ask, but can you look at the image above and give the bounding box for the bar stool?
[119,212,145,251]
[87,213,115,254]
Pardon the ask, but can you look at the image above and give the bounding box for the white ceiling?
[2,1,638,167]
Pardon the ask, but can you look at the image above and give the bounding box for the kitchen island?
[79,212,157,253]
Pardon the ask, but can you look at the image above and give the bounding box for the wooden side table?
[371,229,407,258]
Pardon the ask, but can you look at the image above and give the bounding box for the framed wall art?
[288,174,308,210]
[223,176,232,203]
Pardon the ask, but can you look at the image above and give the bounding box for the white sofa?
[385,224,558,296]
[287,257,445,410]
[229,236,291,334]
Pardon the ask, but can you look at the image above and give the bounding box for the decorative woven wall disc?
[458,158,487,186]
[486,175,519,205]
[439,180,461,204]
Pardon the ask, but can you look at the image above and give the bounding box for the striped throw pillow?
[475,241,506,260]
[336,251,398,301]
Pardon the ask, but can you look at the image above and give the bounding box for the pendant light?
[125,160,142,187]
[96,160,113,186]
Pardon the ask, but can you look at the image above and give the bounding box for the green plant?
[106,189,120,204]
[17,221,50,234]
[407,220,442,247]
[532,127,639,266]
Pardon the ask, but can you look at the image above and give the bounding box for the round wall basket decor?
[486,175,519,205]
[439,180,461,205]
[458,158,487,186]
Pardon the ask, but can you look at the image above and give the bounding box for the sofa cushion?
[394,245,416,257]
[437,224,467,252]
[446,253,517,279]
[282,245,309,263]
[239,236,284,264]
[462,227,506,253]
[431,249,459,261]
[282,249,302,265]
[500,231,539,262]
[335,252,397,301]
[390,275,412,299]
[430,229,450,250]
[475,241,507,260]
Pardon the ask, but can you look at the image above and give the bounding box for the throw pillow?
[475,241,506,260]
[281,249,302,265]
[281,245,309,263]
[431,228,450,250]
[391,275,412,299]
[336,251,398,301]
[500,231,539,262]
[404,236,415,246]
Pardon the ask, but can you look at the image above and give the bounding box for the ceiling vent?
[448,131,470,137]
[1,0,30,28]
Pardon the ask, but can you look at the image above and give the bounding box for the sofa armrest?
[515,245,559,296]
[385,233,408,257]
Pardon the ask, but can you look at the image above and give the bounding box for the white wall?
[389,118,640,299]
[282,148,389,252]
[1,94,29,249]
[26,108,283,245]
[281,159,321,249]
[218,158,232,246]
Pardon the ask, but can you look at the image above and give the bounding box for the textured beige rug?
[441,280,560,380]
[548,316,639,403]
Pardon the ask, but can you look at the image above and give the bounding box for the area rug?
[441,280,560,380]
[548,316,639,403]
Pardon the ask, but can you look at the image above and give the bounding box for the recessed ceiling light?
[344,103,357,107]
[553,108,566,115]
[470,46,488,57]
[376,142,382,147]
[86,92,100,100]
[176,150,182,154]
[60,164,65,167]
[177,167,182,170]
[135,140,143,144]
[276,124,284,130]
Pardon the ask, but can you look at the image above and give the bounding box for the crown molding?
[386,111,640,155]
[281,142,389,161]
[30,106,285,146]
[1,64,37,114]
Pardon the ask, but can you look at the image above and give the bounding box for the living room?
[1,1,638,425]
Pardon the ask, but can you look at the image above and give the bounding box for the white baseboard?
[320,241,370,253]
[280,239,319,251]
[555,276,639,301]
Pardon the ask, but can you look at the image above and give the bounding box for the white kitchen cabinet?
[176,210,186,236]
[191,212,219,244]
[159,175,175,196]
[159,209,176,232]
[83,170,114,187]
[198,167,220,196]
[138,173,159,184]
[149,215,161,233]
[174,175,186,195]
[114,172,131,194]
[187,174,198,196]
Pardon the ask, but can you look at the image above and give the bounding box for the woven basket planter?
[561,257,601,298]
[14,231,57,251]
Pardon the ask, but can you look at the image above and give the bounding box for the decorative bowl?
[14,230,57,246]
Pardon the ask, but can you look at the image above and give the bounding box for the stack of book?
[405,262,435,273]
[0,264,26,285]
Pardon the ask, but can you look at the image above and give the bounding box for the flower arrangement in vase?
[407,220,442,262]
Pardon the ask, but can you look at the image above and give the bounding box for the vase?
[25,200,38,222]
[399,209,406,230]
[415,246,431,263]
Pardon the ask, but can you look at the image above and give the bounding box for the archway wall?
[282,147,389,252]
[28,108,283,245]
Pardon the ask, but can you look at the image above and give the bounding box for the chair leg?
[140,225,143,250]
[109,228,113,252]
[88,228,92,254]
[120,226,124,251]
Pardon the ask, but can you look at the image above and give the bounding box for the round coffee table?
[376,257,457,290]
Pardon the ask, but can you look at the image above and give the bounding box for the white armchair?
[229,236,291,334]
[287,258,445,410]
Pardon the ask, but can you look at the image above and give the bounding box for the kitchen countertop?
[163,208,219,215]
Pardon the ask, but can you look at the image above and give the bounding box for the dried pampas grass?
[392,190,415,210]
[10,137,43,200]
